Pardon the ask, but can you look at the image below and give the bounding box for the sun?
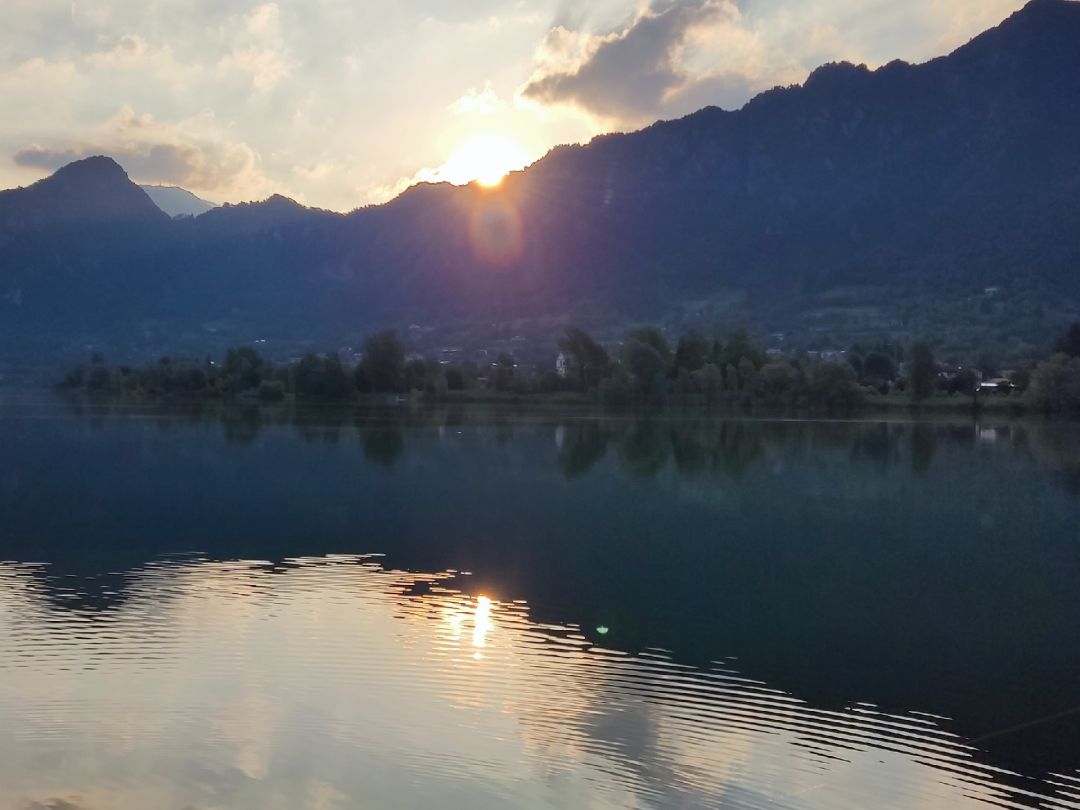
[439,135,530,188]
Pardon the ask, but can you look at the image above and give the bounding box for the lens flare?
[467,194,524,267]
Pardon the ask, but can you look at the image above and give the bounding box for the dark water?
[1,396,1080,809]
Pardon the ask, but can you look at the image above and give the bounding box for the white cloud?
[450,81,501,115]
[86,33,147,68]
[217,45,293,90]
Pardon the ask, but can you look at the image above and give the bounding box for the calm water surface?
[1,396,1079,809]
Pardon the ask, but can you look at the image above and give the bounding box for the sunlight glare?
[440,136,529,187]
[473,595,493,648]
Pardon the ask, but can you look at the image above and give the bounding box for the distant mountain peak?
[0,155,168,227]
[139,184,217,218]
[49,155,128,183]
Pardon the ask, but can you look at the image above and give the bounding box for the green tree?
[444,367,466,391]
[363,330,405,393]
[321,353,351,398]
[621,338,667,399]
[759,361,800,405]
[950,368,978,396]
[404,358,428,392]
[863,351,896,382]
[1054,323,1080,358]
[490,353,515,392]
[909,341,937,402]
[692,363,724,406]
[1027,354,1080,413]
[674,330,711,374]
[627,327,673,369]
[736,357,758,394]
[293,352,351,398]
[224,346,267,391]
[558,327,610,392]
[808,362,864,410]
[716,330,765,371]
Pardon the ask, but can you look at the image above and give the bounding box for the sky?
[0,0,1026,212]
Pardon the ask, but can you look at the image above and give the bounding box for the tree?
[909,341,936,402]
[444,367,466,391]
[736,357,758,393]
[490,353,515,392]
[1054,322,1080,358]
[558,327,610,392]
[759,361,800,405]
[693,363,724,406]
[950,368,978,396]
[404,358,428,392]
[674,330,711,375]
[621,338,667,399]
[863,351,896,382]
[628,327,673,368]
[1027,354,1080,413]
[293,352,351,398]
[808,362,864,410]
[363,330,405,392]
[320,353,351,398]
[716,329,765,372]
[224,346,267,391]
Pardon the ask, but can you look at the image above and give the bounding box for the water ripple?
[0,557,1075,809]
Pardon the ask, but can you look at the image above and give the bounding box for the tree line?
[58,322,1080,414]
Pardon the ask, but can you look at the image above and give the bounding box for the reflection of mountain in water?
[2,398,1080,783]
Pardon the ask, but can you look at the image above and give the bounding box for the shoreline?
[43,386,1044,422]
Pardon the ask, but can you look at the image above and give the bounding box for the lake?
[1,396,1079,809]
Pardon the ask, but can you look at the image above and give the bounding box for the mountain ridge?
[2,0,1079,365]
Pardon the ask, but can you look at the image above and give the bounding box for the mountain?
[2,0,1080,366]
[0,156,168,230]
[139,185,217,218]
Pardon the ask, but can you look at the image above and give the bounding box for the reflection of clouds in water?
[2,559,1074,809]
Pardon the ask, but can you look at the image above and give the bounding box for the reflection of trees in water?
[558,422,610,479]
[219,406,262,444]
[848,422,901,466]
[1019,421,1080,495]
[910,422,938,474]
[291,403,353,444]
[56,396,1080,496]
[617,421,671,479]
[559,420,769,482]
[359,428,405,468]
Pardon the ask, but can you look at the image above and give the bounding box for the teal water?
[1,397,1079,809]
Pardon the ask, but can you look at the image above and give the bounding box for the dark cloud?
[14,138,257,192]
[523,0,752,123]
[13,146,84,170]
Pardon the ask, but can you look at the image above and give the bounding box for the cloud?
[449,81,500,115]
[13,106,264,194]
[520,0,1030,128]
[217,3,295,91]
[22,799,90,810]
[521,0,752,124]
[86,34,147,68]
